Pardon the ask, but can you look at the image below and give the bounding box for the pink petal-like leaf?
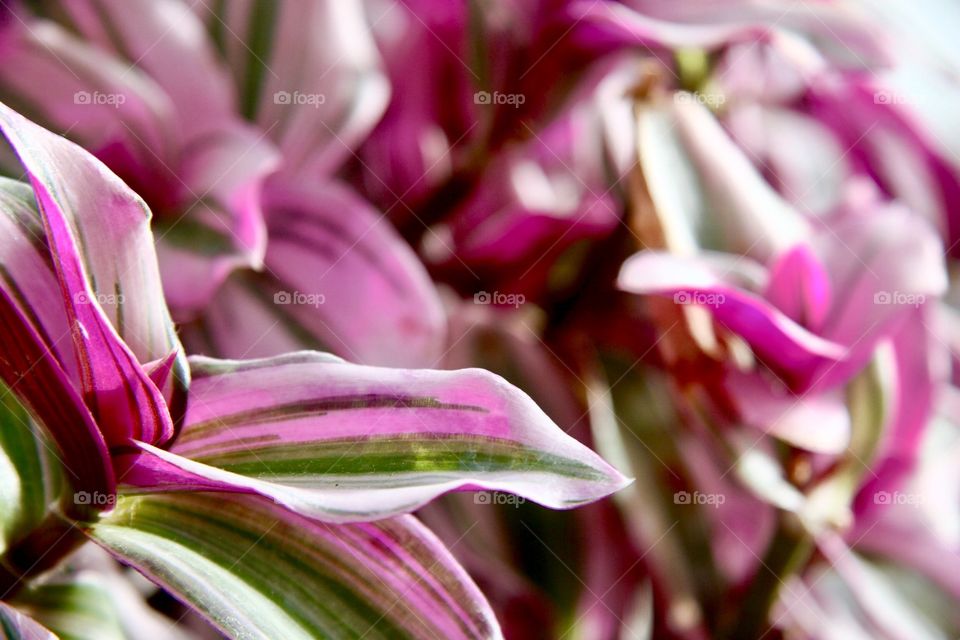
[617,251,847,377]
[198,0,389,176]
[724,370,851,454]
[118,351,629,522]
[0,101,180,446]
[0,602,57,640]
[184,179,446,367]
[0,285,114,518]
[156,122,279,316]
[59,0,236,143]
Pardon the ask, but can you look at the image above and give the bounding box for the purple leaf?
[0,101,180,446]
[183,179,446,367]
[118,351,630,521]
[0,285,114,518]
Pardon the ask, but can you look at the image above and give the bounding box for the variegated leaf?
[118,352,629,522]
[90,493,501,640]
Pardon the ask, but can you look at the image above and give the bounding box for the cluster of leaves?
[2,1,960,639]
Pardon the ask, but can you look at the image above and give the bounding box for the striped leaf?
[181,180,446,367]
[90,493,501,640]
[54,0,236,145]
[0,602,57,640]
[195,0,389,175]
[0,13,179,198]
[0,289,115,513]
[0,5,280,320]
[0,102,183,446]
[0,379,62,553]
[0,178,76,380]
[118,352,629,522]
[261,179,444,367]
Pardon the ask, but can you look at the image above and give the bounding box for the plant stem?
[0,513,86,598]
[726,514,813,640]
